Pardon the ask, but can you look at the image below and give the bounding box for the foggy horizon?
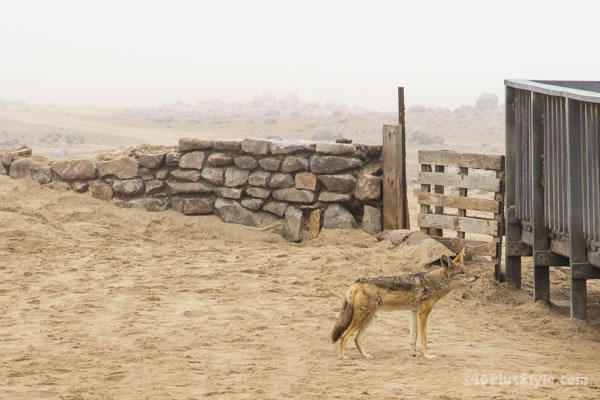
[1,0,599,111]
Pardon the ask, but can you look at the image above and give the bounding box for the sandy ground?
[1,175,599,399]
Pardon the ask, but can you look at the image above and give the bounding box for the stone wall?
[0,138,383,241]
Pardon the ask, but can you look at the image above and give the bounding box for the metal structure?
[505,80,600,319]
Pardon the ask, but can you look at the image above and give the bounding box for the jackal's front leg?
[418,308,434,359]
[409,310,418,356]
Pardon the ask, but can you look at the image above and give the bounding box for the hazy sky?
[1,0,599,110]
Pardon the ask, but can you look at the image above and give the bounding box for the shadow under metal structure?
[505,80,600,320]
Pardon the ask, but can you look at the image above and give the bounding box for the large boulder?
[9,158,52,184]
[248,171,271,187]
[201,167,225,185]
[270,141,315,155]
[170,197,214,215]
[97,157,138,179]
[171,169,202,182]
[281,156,309,173]
[269,173,294,188]
[112,179,145,196]
[234,156,259,170]
[283,207,305,242]
[309,156,362,174]
[272,188,318,203]
[263,201,288,217]
[207,153,233,166]
[215,198,279,227]
[166,182,214,195]
[50,159,97,180]
[178,137,214,152]
[179,151,206,169]
[323,204,357,229]
[258,158,281,171]
[318,174,357,193]
[354,175,382,200]
[241,139,271,155]
[138,153,165,169]
[362,205,382,234]
[224,167,250,187]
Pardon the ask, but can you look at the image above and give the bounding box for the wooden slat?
[418,192,500,213]
[430,236,497,257]
[418,214,500,236]
[457,167,468,239]
[383,124,409,230]
[431,165,444,236]
[418,150,504,170]
[419,164,432,235]
[418,171,501,192]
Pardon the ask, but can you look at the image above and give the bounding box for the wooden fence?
[417,150,505,279]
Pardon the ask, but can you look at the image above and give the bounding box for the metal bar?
[562,98,568,234]
[567,98,587,319]
[505,79,600,104]
[593,104,599,242]
[544,96,550,229]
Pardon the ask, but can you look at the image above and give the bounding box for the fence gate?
[417,150,505,279]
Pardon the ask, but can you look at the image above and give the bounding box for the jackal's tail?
[331,287,355,343]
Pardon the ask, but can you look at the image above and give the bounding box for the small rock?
[215,198,280,227]
[263,201,288,217]
[97,157,138,179]
[323,204,357,229]
[306,209,322,238]
[214,187,243,199]
[315,143,356,155]
[138,153,165,169]
[246,187,271,199]
[283,207,305,242]
[272,188,318,203]
[179,151,206,169]
[170,197,214,215]
[178,137,214,152]
[354,175,382,200]
[295,172,318,191]
[318,174,357,193]
[224,167,250,187]
[165,152,181,167]
[248,171,271,187]
[269,173,294,188]
[145,180,165,195]
[208,153,233,166]
[214,140,242,151]
[258,157,281,171]
[166,182,214,194]
[281,156,309,173]
[241,139,271,155]
[92,183,114,201]
[335,138,353,144]
[143,198,170,212]
[113,179,145,196]
[362,205,382,234]
[309,156,362,174]
[138,168,154,180]
[155,168,170,180]
[318,192,352,202]
[201,167,225,185]
[46,181,71,191]
[234,155,259,170]
[270,141,315,155]
[73,182,89,193]
[171,169,202,182]
[241,198,265,211]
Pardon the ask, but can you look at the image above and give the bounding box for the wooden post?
[531,92,550,302]
[398,87,410,227]
[383,124,410,230]
[504,86,522,288]
[431,165,444,237]
[493,165,505,281]
[457,167,468,240]
[566,98,587,319]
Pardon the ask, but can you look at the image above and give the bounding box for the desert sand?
[1,175,599,399]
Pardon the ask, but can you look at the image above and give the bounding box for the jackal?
[331,248,478,360]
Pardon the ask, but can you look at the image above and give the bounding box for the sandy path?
[1,176,599,399]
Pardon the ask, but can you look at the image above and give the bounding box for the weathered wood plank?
[506,241,531,256]
[457,167,468,239]
[431,165,444,237]
[418,214,500,236]
[383,124,409,230]
[418,150,504,170]
[419,164,432,235]
[418,192,500,213]
[418,171,501,192]
[431,236,497,257]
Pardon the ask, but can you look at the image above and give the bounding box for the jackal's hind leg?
[418,307,435,359]
[409,310,418,357]
[354,314,375,360]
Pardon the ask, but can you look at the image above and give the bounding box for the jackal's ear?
[453,247,465,264]
[440,255,453,268]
